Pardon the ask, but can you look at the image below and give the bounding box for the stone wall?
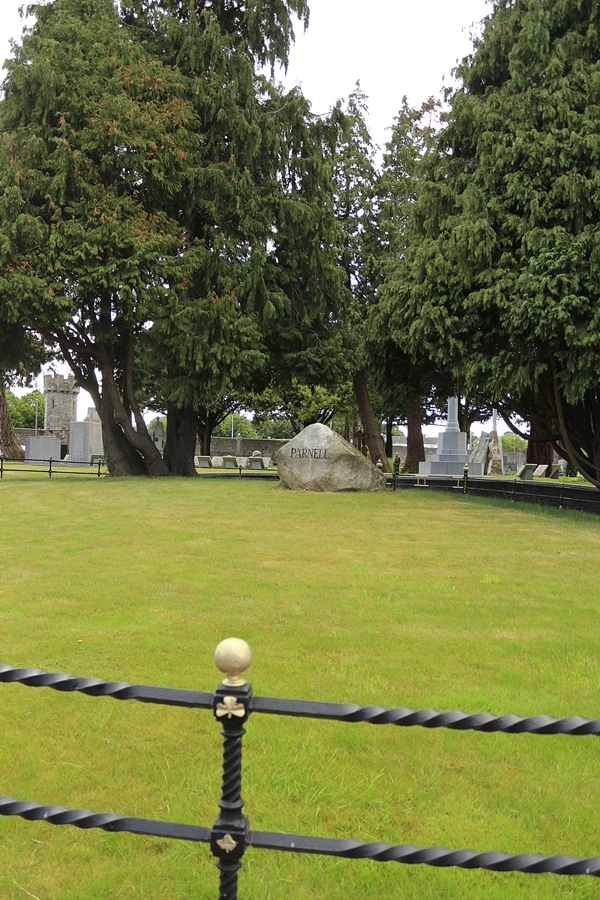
[208,437,288,458]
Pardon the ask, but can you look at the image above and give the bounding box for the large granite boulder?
[275,423,386,492]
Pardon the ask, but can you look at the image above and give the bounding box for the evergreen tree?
[366,97,449,472]
[0,0,343,476]
[329,84,390,470]
[0,0,193,475]
[123,0,346,474]
[385,0,600,487]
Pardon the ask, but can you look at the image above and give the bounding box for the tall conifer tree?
[385,0,600,486]
[0,0,194,474]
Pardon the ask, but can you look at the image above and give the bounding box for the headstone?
[69,407,103,464]
[150,420,164,453]
[469,432,490,476]
[516,463,537,480]
[275,423,386,492]
[487,431,504,476]
[419,397,470,476]
[248,456,265,470]
[25,436,61,464]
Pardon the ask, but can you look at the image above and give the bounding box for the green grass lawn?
[1,476,600,898]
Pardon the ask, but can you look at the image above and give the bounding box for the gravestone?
[275,423,385,492]
[25,436,61,464]
[487,430,504,475]
[419,397,469,476]
[469,432,489,476]
[150,419,164,453]
[69,407,103,464]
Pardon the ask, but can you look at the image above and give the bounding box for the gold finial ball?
[214,638,252,686]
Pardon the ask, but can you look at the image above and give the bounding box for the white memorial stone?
[275,423,386,492]
[419,396,470,476]
[69,407,103,464]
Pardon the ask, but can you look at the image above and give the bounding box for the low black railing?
[1,640,599,897]
[389,472,600,515]
[0,455,105,478]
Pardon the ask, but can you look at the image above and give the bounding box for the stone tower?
[43,374,79,436]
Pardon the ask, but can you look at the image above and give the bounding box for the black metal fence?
[3,455,599,515]
[389,472,600,515]
[1,639,599,898]
[0,455,105,478]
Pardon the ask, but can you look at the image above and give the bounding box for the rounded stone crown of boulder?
[274,423,386,492]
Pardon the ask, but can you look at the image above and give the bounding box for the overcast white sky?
[1,1,495,429]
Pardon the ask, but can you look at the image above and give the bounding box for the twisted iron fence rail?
[1,641,599,898]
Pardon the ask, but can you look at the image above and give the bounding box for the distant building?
[43,374,79,438]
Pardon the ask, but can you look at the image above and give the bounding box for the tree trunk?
[100,399,148,477]
[202,421,214,457]
[197,417,217,457]
[0,386,25,460]
[402,396,425,473]
[100,364,169,477]
[164,403,198,476]
[526,420,553,466]
[384,417,394,458]
[352,369,391,473]
[53,332,168,476]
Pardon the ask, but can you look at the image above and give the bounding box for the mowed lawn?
[1,476,600,899]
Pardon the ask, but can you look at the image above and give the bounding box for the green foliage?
[251,415,294,440]
[385,0,600,486]
[249,379,355,435]
[212,413,257,439]
[0,0,344,475]
[6,389,45,429]
[365,96,463,444]
[125,0,347,468]
[501,432,528,453]
[0,0,196,473]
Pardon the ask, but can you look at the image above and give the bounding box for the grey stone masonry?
[43,374,79,436]
[68,408,103,464]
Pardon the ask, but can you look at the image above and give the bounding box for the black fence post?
[0,454,3,479]
[211,638,253,900]
[48,456,53,479]
[462,464,469,495]
[393,455,400,491]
